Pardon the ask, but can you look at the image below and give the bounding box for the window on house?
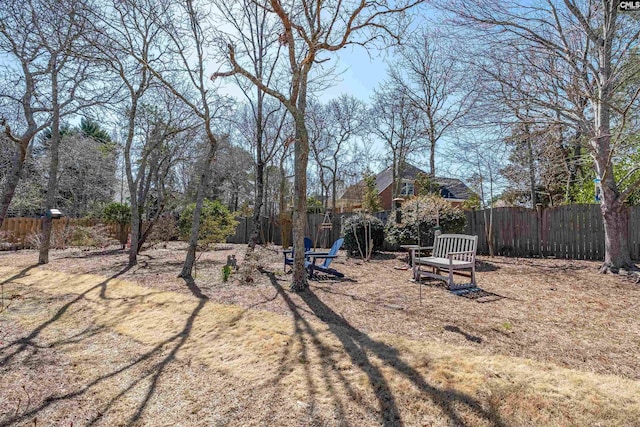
[400,181,414,196]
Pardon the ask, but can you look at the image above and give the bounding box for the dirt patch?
[1,246,640,425]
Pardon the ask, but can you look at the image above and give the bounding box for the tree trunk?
[0,143,27,228]
[594,7,633,272]
[38,129,61,264]
[290,112,309,292]
[179,143,215,279]
[249,93,265,249]
[430,139,435,178]
[597,155,633,271]
[391,151,398,200]
[129,203,140,266]
[600,195,632,272]
[39,72,61,265]
[526,132,536,207]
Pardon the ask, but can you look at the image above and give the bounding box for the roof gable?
[339,162,475,202]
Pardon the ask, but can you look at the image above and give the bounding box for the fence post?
[536,204,543,257]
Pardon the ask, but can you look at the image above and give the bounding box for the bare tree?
[446,0,640,272]
[215,0,285,249]
[214,0,424,291]
[132,92,200,253]
[0,0,56,227]
[130,0,233,279]
[308,95,368,211]
[37,0,107,264]
[390,30,476,177]
[371,80,423,200]
[91,0,165,267]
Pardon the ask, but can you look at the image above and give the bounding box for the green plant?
[222,265,232,282]
[178,199,238,246]
[362,170,383,213]
[306,196,323,213]
[341,214,385,256]
[414,172,439,196]
[385,194,466,246]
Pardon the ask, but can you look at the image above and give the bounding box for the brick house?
[336,163,474,212]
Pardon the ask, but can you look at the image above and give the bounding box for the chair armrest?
[309,254,338,259]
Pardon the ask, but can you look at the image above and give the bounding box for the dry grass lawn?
[1,243,640,426]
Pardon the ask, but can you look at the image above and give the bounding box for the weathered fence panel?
[465,205,640,261]
[1,217,119,248]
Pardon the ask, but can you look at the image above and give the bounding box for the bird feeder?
[392,198,404,224]
[45,209,63,219]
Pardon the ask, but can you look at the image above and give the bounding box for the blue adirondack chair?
[305,238,344,278]
[283,237,313,272]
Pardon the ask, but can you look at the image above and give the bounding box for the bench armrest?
[410,246,433,255]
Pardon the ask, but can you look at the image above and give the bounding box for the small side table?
[399,244,421,267]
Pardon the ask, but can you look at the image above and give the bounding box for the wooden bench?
[412,234,478,290]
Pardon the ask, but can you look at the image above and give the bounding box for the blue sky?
[321,45,389,102]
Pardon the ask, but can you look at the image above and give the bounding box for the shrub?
[341,214,385,256]
[362,170,383,212]
[385,194,466,246]
[178,199,238,246]
[69,225,112,248]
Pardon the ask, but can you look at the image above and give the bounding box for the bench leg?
[471,263,476,287]
[448,268,454,288]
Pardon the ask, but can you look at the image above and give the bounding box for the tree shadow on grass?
[0,264,40,287]
[264,272,372,425]
[0,268,213,427]
[266,272,506,426]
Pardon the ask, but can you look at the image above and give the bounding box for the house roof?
[340,163,475,201]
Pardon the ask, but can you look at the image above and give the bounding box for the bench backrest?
[432,234,478,262]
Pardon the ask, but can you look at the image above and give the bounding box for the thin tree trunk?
[526,132,536,207]
[39,71,61,265]
[0,144,27,228]
[179,143,216,279]
[430,139,435,178]
[129,204,140,266]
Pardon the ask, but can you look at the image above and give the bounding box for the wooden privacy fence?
[6,206,637,261]
[465,205,640,261]
[1,217,118,248]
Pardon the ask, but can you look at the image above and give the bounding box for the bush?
[341,214,385,256]
[178,199,238,246]
[385,195,466,246]
[69,225,112,248]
